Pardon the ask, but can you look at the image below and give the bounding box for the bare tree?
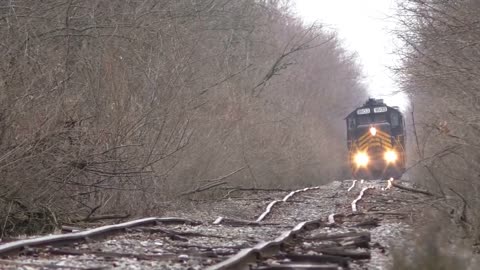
[396,0,480,249]
[0,0,366,236]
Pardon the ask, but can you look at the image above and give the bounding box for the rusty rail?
[352,187,373,212]
[206,219,323,270]
[0,217,199,256]
[256,186,321,222]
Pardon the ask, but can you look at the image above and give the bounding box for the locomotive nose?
[367,146,385,169]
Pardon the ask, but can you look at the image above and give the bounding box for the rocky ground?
[0,180,446,269]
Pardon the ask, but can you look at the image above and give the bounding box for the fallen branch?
[318,248,370,260]
[339,235,371,248]
[220,187,290,198]
[173,243,248,250]
[303,232,371,250]
[447,187,469,225]
[72,213,130,223]
[220,187,290,192]
[180,181,227,196]
[281,254,349,267]
[391,181,436,196]
[0,259,94,269]
[129,227,230,239]
[48,248,178,261]
[305,232,370,242]
[180,167,246,196]
[256,263,339,270]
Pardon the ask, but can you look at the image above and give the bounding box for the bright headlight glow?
[384,150,398,163]
[369,127,377,136]
[354,152,369,167]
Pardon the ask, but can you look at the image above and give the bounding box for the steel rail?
[255,200,281,222]
[281,186,320,202]
[206,219,323,270]
[347,180,357,192]
[213,217,223,225]
[351,187,374,212]
[0,217,199,256]
[256,186,321,222]
[327,213,336,224]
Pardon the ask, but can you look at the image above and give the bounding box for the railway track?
[0,179,434,269]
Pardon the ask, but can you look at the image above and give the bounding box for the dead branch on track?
[304,232,370,242]
[0,259,94,269]
[279,254,349,268]
[318,248,371,260]
[391,181,437,197]
[71,213,131,223]
[255,263,339,270]
[220,187,290,192]
[128,227,230,239]
[48,248,178,261]
[173,243,248,251]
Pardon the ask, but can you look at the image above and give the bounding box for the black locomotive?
[346,98,406,179]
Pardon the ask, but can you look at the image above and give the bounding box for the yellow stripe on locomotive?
[346,99,406,180]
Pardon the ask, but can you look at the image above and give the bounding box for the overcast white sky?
[293,0,408,110]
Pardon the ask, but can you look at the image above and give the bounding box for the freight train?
[346,98,406,179]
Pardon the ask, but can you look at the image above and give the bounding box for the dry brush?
[0,0,366,236]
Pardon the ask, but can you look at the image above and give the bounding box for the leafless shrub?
[395,0,480,248]
[0,0,366,235]
[391,221,471,270]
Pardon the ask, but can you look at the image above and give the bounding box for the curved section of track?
[0,180,432,269]
[0,218,199,256]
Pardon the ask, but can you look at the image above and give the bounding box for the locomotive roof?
[345,98,401,119]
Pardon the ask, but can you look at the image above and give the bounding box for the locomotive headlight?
[354,152,369,167]
[384,150,398,163]
[369,127,377,136]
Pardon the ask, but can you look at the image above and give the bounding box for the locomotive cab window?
[373,113,387,123]
[348,118,356,130]
[357,115,371,125]
[391,111,400,127]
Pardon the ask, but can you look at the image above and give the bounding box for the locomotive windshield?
[374,113,387,122]
[357,115,371,125]
[356,112,387,126]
